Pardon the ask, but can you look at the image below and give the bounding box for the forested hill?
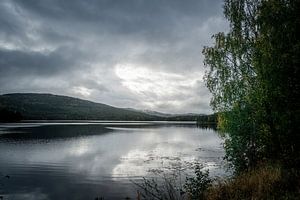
[0,93,203,121]
[0,93,163,120]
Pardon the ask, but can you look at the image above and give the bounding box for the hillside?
[0,93,163,120]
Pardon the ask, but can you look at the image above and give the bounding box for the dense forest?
[201,0,299,198]
[0,108,23,122]
[204,0,299,172]
[0,93,163,121]
[0,93,204,121]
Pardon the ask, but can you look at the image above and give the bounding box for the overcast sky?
[0,0,227,114]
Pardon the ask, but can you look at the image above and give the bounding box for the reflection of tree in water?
[196,123,217,130]
[196,114,217,130]
[0,125,112,141]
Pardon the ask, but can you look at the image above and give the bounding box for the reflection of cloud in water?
[69,139,90,156]
[0,123,227,199]
[112,127,225,178]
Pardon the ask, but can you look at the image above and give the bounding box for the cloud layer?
[0,0,227,114]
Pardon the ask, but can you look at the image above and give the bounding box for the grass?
[205,164,300,200]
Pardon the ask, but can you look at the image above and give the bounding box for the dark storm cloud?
[11,0,223,46]
[0,47,78,76]
[0,0,227,113]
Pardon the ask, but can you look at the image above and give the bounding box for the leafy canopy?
[203,0,300,172]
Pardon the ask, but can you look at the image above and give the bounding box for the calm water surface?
[0,121,226,199]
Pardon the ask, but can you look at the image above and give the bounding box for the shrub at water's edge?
[135,164,299,199]
[134,164,212,200]
[205,164,300,200]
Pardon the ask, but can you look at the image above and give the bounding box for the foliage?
[133,164,299,200]
[134,175,185,200]
[205,164,300,200]
[203,0,300,172]
[134,164,212,200]
[253,0,300,169]
[184,165,211,200]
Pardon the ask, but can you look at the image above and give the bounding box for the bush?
[184,165,211,200]
[134,164,212,200]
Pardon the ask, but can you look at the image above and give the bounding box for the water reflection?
[0,122,226,199]
[0,125,112,141]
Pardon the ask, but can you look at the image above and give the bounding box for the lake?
[0,121,226,199]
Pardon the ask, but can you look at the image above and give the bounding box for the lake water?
[0,121,226,199]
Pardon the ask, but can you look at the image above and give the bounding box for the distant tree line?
[0,108,23,122]
[166,115,200,121]
[197,114,217,125]
[196,114,217,130]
